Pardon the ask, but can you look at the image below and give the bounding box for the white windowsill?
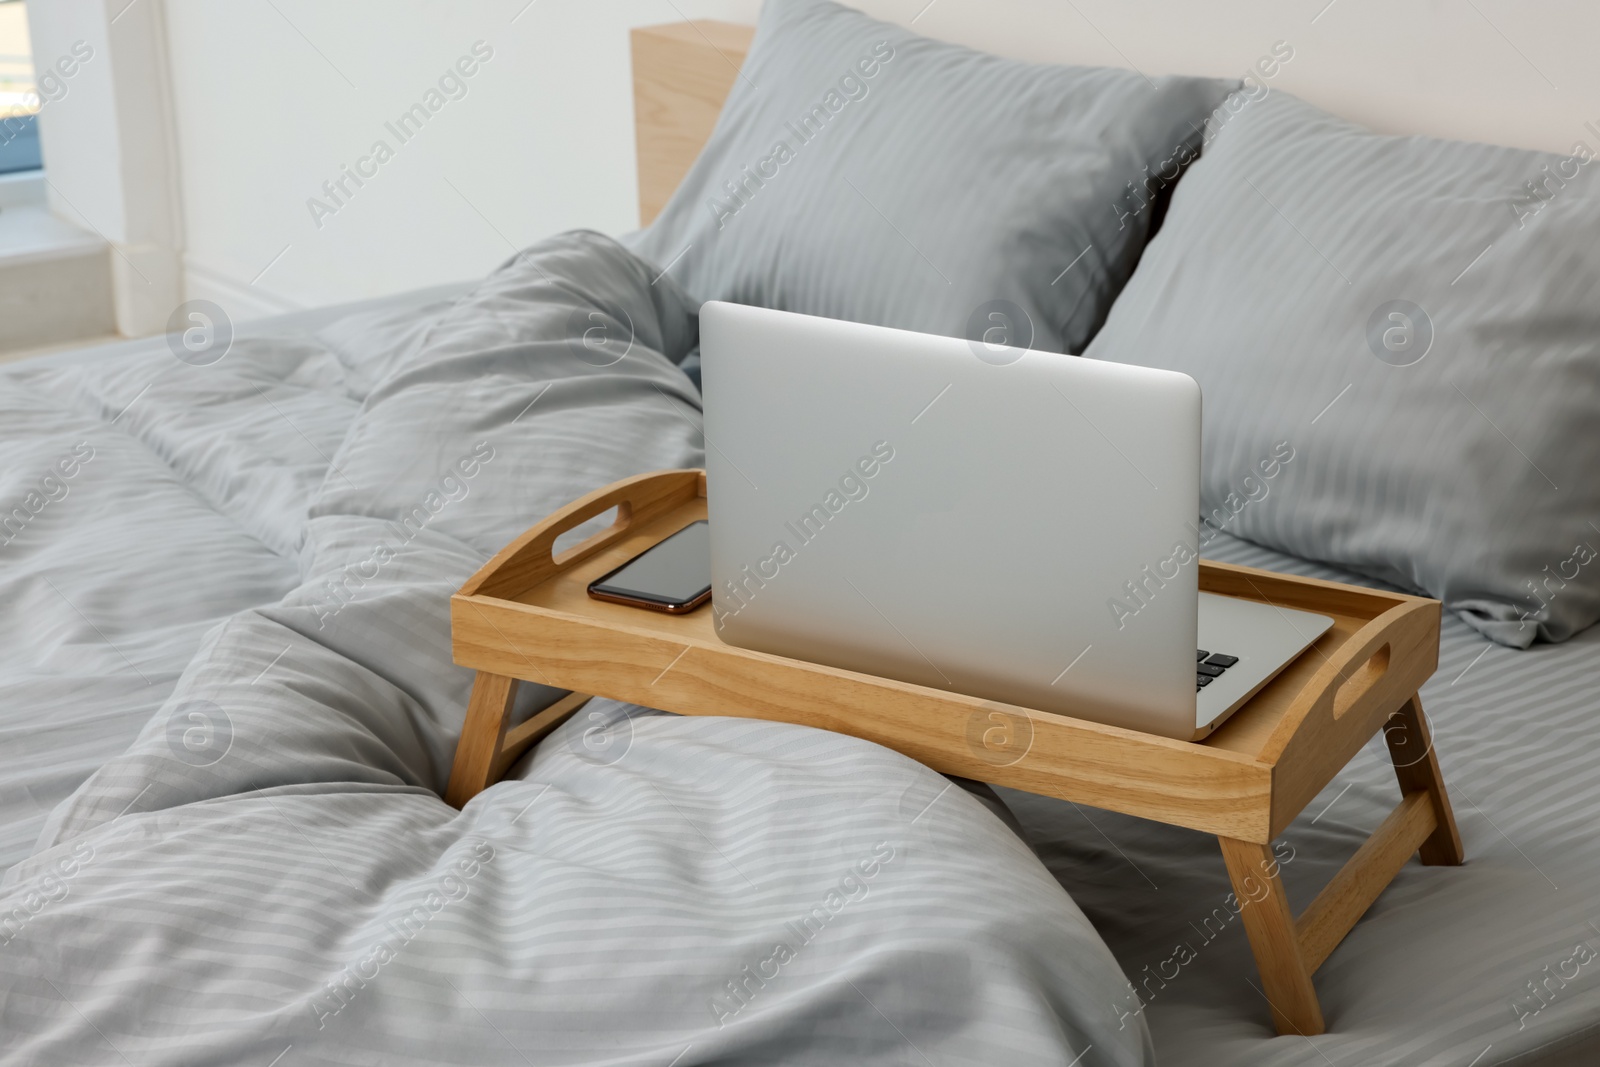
[0,169,45,209]
[0,170,106,267]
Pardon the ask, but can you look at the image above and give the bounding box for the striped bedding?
[0,232,1145,1067]
[3,228,1596,1065]
[1006,532,1600,1065]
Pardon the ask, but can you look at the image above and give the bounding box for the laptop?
[698,301,1333,742]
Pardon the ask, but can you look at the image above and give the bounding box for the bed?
[5,1,1600,1064]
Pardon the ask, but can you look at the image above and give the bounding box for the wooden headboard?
[631,21,754,227]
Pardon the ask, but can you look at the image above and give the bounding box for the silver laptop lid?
[701,301,1203,739]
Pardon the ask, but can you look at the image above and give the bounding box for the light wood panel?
[1221,836,1325,1036]
[445,677,591,807]
[1295,790,1438,974]
[445,672,519,809]
[1262,601,1438,837]
[1386,694,1465,866]
[454,593,1276,838]
[631,21,755,227]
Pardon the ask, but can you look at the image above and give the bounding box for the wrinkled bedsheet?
[0,232,1147,1066]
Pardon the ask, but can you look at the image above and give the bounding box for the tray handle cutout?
[1259,600,1430,763]
[1332,643,1390,720]
[552,503,631,567]
[462,469,705,600]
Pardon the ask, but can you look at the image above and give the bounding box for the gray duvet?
[0,232,1145,1066]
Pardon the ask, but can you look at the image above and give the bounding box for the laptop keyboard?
[1195,650,1239,691]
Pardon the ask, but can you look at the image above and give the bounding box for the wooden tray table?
[446,469,1462,1036]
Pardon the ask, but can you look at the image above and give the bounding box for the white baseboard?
[182,255,304,322]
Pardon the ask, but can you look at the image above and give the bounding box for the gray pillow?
[632,0,1236,356]
[1084,89,1600,647]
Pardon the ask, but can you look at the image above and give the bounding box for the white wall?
[165,0,761,317]
[25,2,121,236]
[163,0,1599,317]
[867,0,1599,154]
[28,0,184,336]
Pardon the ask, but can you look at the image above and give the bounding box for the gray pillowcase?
[1084,89,1600,647]
[631,0,1236,356]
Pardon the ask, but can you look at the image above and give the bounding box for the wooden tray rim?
[452,469,1440,774]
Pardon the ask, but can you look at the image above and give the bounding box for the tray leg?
[445,672,520,809]
[1384,695,1464,866]
[1218,837,1325,1036]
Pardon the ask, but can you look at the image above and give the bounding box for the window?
[0,0,40,175]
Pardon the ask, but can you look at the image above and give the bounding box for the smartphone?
[587,520,712,613]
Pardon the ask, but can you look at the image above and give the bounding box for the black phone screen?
[587,520,711,609]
